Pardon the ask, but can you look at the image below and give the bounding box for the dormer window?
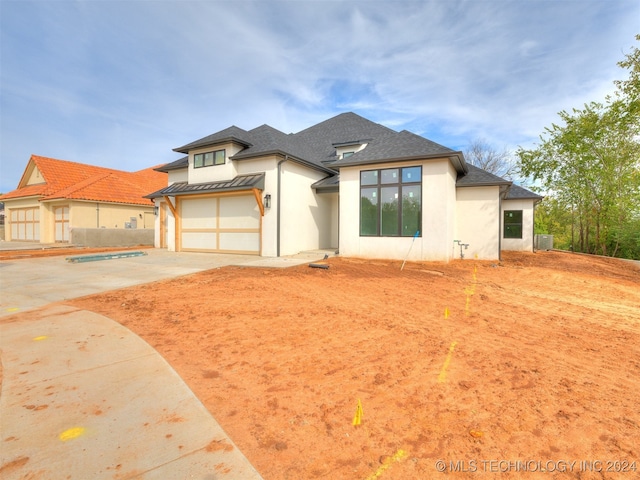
[194,149,225,168]
[333,139,370,160]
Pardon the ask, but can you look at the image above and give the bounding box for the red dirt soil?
[62,251,640,478]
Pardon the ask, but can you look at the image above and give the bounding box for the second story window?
[194,149,225,168]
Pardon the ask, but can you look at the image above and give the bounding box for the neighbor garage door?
[10,207,40,241]
[179,194,261,254]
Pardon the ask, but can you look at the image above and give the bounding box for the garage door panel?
[219,232,260,252]
[10,207,40,241]
[179,195,260,254]
[219,196,260,228]
[181,198,217,229]
[182,232,218,250]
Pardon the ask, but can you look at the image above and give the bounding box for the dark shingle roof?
[168,113,537,197]
[331,130,460,169]
[505,184,543,200]
[456,164,511,187]
[311,174,340,192]
[171,112,465,174]
[155,156,188,172]
[145,173,265,199]
[174,126,253,153]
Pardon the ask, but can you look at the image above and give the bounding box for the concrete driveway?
[1,248,330,316]
[0,248,330,479]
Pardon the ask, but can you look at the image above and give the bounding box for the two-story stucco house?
[146,112,541,261]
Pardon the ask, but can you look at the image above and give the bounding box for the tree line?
[466,35,639,259]
[517,35,639,259]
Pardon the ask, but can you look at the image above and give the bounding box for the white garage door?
[10,207,40,241]
[179,194,261,254]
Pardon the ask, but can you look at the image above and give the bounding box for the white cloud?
[1,0,639,192]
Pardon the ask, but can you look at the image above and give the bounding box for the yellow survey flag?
[352,398,363,426]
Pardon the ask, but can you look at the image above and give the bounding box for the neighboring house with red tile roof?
[0,155,167,243]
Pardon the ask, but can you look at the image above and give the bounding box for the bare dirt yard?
[63,251,640,479]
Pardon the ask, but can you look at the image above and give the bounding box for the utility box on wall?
[535,234,554,251]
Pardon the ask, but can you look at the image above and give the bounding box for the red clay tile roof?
[0,155,167,206]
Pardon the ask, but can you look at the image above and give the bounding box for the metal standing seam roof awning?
[145,172,266,216]
[145,172,265,198]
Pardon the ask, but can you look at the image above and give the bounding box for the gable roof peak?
[173,125,253,153]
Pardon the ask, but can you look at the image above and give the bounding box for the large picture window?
[504,210,523,238]
[194,149,225,168]
[360,166,421,237]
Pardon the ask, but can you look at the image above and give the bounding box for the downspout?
[498,193,502,261]
[532,200,538,253]
[96,203,100,228]
[337,190,340,254]
[277,155,289,257]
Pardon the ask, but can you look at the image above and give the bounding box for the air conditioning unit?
[535,234,554,251]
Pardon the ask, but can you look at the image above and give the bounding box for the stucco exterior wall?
[68,201,155,230]
[339,158,457,261]
[501,199,536,252]
[422,159,458,261]
[330,193,339,249]
[455,186,500,260]
[168,169,188,184]
[278,161,332,256]
[235,156,279,256]
[26,165,44,185]
[188,142,243,184]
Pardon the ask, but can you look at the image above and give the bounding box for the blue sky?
[1,0,638,193]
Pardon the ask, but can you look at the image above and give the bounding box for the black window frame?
[194,149,226,168]
[359,166,422,237]
[504,210,523,239]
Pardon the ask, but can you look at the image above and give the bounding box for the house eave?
[0,194,43,202]
[457,181,512,188]
[173,137,252,154]
[334,152,468,174]
[231,150,336,175]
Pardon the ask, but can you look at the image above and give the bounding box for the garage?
[147,172,266,255]
[10,207,40,241]
[179,193,261,254]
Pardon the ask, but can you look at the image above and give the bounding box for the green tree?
[517,36,640,259]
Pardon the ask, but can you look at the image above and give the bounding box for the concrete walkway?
[0,305,263,479]
[0,248,333,479]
